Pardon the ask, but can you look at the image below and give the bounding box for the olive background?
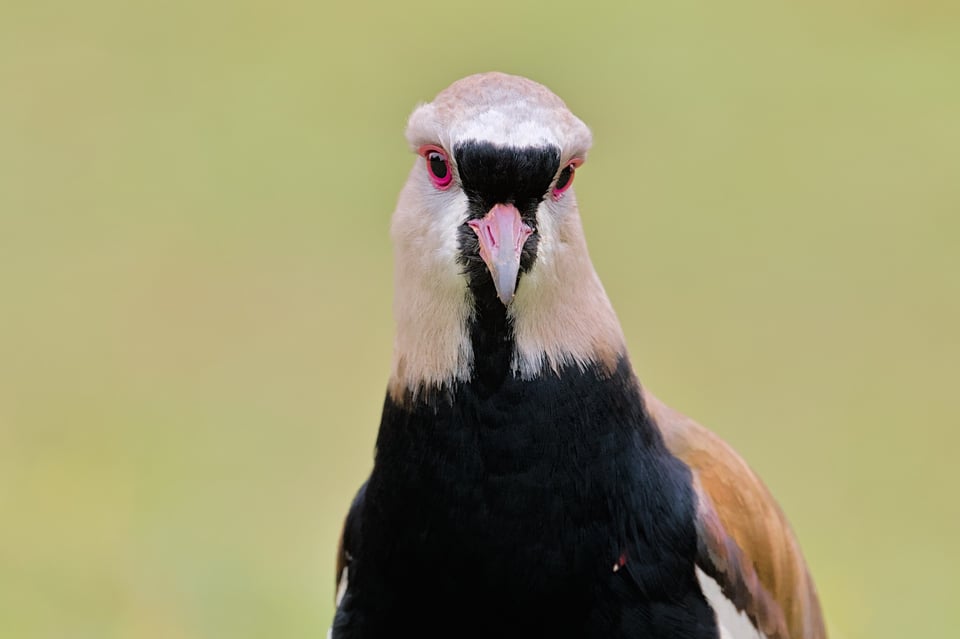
[2,1,958,637]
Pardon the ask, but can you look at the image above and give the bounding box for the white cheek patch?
[434,189,468,261]
[390,180,474,399]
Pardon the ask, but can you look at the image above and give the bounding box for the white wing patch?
[696,567,766,639]
[328,566,350,639]
[335,566,349,608]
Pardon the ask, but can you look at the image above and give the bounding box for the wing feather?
[644,390,826,639]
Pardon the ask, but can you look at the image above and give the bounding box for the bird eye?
[552,160,581,199]
[419,145,453,190]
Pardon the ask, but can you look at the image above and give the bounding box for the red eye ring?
[552,159,582,200]
[418,144,453,190]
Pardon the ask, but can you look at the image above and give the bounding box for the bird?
[329,72,826,639]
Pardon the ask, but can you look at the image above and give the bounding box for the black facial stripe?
[454,141,561,217]
[454,141,560,302]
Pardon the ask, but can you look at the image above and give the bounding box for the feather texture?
[645,391,826,639]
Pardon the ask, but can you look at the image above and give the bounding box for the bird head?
[389,73,625,401]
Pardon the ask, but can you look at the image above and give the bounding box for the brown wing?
[643,390,826,639]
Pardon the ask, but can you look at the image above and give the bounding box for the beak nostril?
[467,203,531,306]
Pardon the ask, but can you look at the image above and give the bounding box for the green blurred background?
[2,1,958,637]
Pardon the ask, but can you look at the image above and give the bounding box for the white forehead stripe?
[453,109,558,149]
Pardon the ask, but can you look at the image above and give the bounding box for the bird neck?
[388,213,627,404]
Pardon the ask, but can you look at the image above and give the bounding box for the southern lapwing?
[330,72,825,639]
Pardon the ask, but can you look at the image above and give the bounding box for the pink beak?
[467,203,533,306]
